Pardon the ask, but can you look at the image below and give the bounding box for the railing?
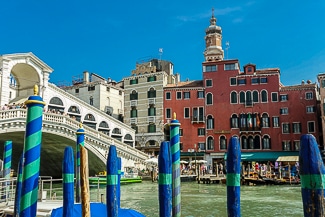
[0,109,148,163]
[191,116,205,123]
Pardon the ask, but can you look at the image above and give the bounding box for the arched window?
[49,97,63,106]
[262,135,271,149]
[147,87,156,98]
[98,121,110,135]
[130,90,138,100]
[207,137,214,150]
[248,136,254,149]
[261,90,268,102]
[220,136,227,150]
[254,135,261,149]
[206,93,213,105]
[230,92,237,104]
[131,108,137,118]
[207,115,214,129]
[99,121,109,128]
[48,97,65,113]
[261,113,269,127]
[231,114,238,128]
[253,91,259,103]
[239,92,245,104]
[241,136,247,149]
[83,113,96,129]
[246,91,252,105]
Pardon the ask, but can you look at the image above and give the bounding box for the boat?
[89,169,142,185]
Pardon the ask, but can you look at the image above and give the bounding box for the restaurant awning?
[276,156,299,162]
[224,151,299,162]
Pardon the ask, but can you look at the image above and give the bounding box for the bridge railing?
[0,109,148,163]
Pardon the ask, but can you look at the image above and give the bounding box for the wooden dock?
[198,175,226,184]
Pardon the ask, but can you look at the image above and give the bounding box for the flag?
[256,113,260,127]
[248,114,252,127]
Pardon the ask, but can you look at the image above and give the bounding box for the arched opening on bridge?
[98,121,110,135]
[48,97,65,113]
[83,113,96,129]
[68,105,81,121]
[124,134,134,147]
[9,63,41,103]
[112,127,122,141]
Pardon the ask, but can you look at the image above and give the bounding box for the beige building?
[123,58,179,156]
[61,71,124,121]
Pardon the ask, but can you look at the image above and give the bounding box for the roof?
[165,80,203,88]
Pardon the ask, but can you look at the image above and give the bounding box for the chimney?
[83,71,89,84]
[301,80,305,85]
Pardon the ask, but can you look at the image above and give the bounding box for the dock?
[197,175,226,184]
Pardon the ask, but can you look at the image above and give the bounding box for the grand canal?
[106,181,303,217]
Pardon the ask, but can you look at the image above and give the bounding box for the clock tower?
[204,9,224,62]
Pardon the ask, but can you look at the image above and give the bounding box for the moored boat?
[89,170,142,185]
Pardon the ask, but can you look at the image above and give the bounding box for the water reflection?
[101,181,303,217]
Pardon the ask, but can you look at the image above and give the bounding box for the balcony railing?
[148,98,155,105]
[191,116,205,123]
[130,100,137,107]
[148,116,155,123]
[239,126,261,132]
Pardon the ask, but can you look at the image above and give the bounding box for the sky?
[2,1,325,86]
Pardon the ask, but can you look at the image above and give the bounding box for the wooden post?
[80,146,90,217]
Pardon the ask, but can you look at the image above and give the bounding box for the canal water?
[96,181,303,217]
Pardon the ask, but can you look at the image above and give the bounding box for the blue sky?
[2,1,325,86]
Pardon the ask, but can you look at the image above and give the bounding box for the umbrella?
[145,158,158,165]
[198,160,207,164]
[180,160,188,164]
[190,160,207,164]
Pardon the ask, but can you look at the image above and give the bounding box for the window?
[261,90,268,102]
[225,63,238,70]
[262,135,271,149]
[230,92,237,104]
[106,87,110,92]
[282,141,291,151]
[166,92,171,100]
[280,108,288,115]
[272,117,279,127]
[166,108,171,119]
[148,124,156,133]
[198,128,205,136]
[280,95,288,101]
[130,90,138,100]
[147,87,156,98]
[205,65,217,72]
[179,129,183,137]
[130,108,137,118]
[206,93,213,105]
[197,91,204,98]
[306,106,315,113]
[206,79,212,87]
[207,115,214,129]
[260,77,268,83]
[292,123,301,133]
[147,76,156,82]
[220,136,227,150]
[294,141,300,151]
[184,108,190,118]
[306,92,313,100]
[89,96,93,105]
[253,91,259,103]
[176,92,182,99]
[207,137,214,150]
[148,106,156,116]
[246,91,252,106]
[322,80,325,88]
[198,143,205,151]
[241,136,248,149]
[239,92,245,104]
[282,123,290,134]
[231,114,238,128]
[261,114,269,128]
[308,121,315,133]
[130,79,138,85]
[230,78,237,85]
[237,79,246,85]
[75,89,79,93]
[119,90,122,95]
[251,78,259,84]
[88,86,95,91]
[271,92,278,102]
[184,92,190,99]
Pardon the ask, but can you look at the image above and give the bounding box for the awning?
[276,156,299,162]
[224,151,299,162]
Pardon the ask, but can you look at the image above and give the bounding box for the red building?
[163,11,321,170]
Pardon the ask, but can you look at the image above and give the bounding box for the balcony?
[148,116,155,123]
[239,126,261,132]
[191,116,205,123]
[130,100,137,107]
[130,118,137,124]
[245,100,253,107]
[148,98,155,105]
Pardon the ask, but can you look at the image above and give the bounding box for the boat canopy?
[276,156,299,162]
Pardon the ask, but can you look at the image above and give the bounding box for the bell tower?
[204,8,224,62]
